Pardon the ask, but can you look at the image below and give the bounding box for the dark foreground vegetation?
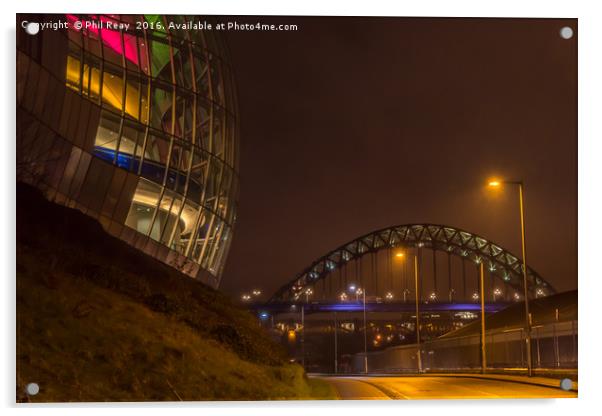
[16,183,334,402]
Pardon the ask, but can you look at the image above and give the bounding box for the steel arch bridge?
[269,223,555,303]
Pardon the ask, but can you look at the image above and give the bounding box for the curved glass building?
[16,15,239,288]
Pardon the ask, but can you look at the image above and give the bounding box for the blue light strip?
[254,301,510,314]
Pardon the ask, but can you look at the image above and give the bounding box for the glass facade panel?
[101,167,126,218]
[180,199,200,255]
[209,55,225,106]
[191,210,211,263]
[94,110,121,154]
[18,14,239,288]
[150,82,173,132]
[125,178,162,237]
[157,189,184,246]
[140,131,168,184]
[118,120,146,170]
[167,141,190,194]
[187,149,206,204]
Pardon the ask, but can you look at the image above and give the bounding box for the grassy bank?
[16,183,337,402]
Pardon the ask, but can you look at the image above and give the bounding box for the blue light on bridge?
[328,303,365,312]
[254,302,509,315]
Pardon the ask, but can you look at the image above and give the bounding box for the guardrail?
[351,320,577,373]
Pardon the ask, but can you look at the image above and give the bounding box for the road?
[319,375,577,399]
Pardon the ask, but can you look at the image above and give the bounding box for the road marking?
[354,378,410,400]
[326,377,391,400]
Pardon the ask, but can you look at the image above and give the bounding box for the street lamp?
[350,285,368,373]
[385,291,394,300]
[241,294,251,301]
[488,178,533,377]
[413,254,422,373]
[479,262,487,374]
[395,250,408,304]
[252,289,262,297]
[300,287,311,368]
[355,287,363,302]
[493,287,502,302]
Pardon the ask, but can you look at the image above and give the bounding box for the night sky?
[219,17,577,298]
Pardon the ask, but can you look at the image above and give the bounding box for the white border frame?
[3,1,601,414]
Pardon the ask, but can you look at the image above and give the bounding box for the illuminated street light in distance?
[251,289,262,296]
[493,288,502,296]
[395,251,404,258]
[241,294,251,301]
[348,284,357,293]
[385,292,394,300]
[472,292,480,301]
[488,179,501,188]
[429,292,437,301]
[514,293,521,301]
[305,288,313,295]
[340,292,348,301]
[356,288,364,295]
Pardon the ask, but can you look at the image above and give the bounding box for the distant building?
[17,14,239,288]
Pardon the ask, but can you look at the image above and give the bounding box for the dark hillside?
[16,183,334,401]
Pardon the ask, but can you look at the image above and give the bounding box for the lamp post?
[414,254,422,373]
[334,311,338,374]
[488,179,533,377]
[362,287,367,374]
[353,286,368,374]
[305,288,313,303]
[348,284,368,373]
[479,262,487,374]
[301,303,305,369]
[395,251,406,302]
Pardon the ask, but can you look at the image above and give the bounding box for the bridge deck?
[252,301,511,314]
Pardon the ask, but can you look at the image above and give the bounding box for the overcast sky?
[219,17,577,298]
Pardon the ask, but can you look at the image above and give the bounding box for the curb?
[428,373,578,393]
[310,373,578,393]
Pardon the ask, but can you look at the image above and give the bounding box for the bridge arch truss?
[269,224,555,303]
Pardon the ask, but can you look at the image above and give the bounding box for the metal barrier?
[352,320,577,373]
